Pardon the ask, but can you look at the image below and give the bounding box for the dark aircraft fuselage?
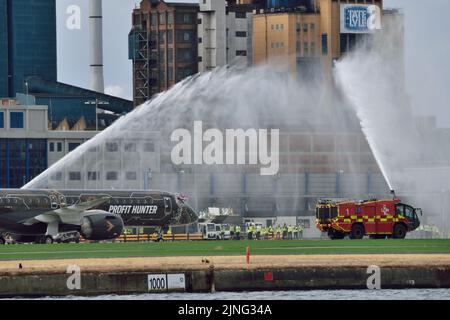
[0,189,197,237]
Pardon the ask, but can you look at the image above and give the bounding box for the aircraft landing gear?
[44,235,54,244]
[34,235,54,244]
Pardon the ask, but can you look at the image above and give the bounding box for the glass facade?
[0,139,47,188]
[35,96,97,129]
[10,111,24,128]
[0,0,8,97]
[1,0,56,97]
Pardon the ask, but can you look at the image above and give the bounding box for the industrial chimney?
[89,0,105,93]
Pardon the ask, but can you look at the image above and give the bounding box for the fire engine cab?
[316,198,421,240]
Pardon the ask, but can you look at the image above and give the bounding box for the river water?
[34,289,450,300]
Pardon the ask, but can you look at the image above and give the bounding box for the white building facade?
[198,0,253,72]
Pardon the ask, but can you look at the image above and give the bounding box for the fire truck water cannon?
[315,198,421,240]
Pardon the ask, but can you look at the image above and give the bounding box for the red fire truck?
[316,198,421,240]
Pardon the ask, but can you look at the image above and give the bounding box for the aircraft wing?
[21,196,111,226]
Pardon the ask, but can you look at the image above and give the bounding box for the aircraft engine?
[80,211,124,240]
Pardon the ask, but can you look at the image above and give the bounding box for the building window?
[151,13,157,26]
[197,18,202,25]
[235,11,246,19]
[311,42,316,56]
[68,143,80,152]
[168,48,174,64]
[275,24,279,30]
[271,24,274,30]
[126,172,137,181]
[106,143,118,152]
[168,12,174,24]
[159,48,165,64]
[159,13,166,24]
[296,41,301,51]
[310,23,315,31]
[177,67,194,81]
[0,112,3,128]
[340,34,348,54]
[49,142,55,152]
[198,56,203,62]
[298,219,311,229]
[296,23,301,32]
[50,172,62,181]
[167,30,173,44]
[280,24,284,30]
[176,30,194,43]
[177,48,193,63]
[10,112,24,129]
[159,69,166,86]
[198,37,202,43]
[322,34,328,55]
[176,12,194,24]
[88,172,99,181]
[235,31,246,37]
[106,172,118,181]
[144,142,155,152]
[303,23,308,32]
[236,50,247,56]
[57,142,63,152]
[69,172,81,181]
[124,142,136,152]
[159,31,165,45]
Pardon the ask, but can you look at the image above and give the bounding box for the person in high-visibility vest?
[298,224,304,239]
[276,226,281,239]
[167,226,172,235]
[269,225,274,239]
[256,225,261,240]
[288,225,293,240]
[248,225,253,240]
[293,225,298,239]
[236,225,241,240]
[282,224,288,240]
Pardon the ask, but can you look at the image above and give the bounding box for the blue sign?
[345,6,369,31]
[340,4,379,34]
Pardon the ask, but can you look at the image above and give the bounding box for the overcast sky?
[56,0,450,127]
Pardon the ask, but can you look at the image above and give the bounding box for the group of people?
[229,224,304,240]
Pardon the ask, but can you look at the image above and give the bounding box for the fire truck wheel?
[350,224,365,240]
[332,231,345,240]
[393,224,407,239]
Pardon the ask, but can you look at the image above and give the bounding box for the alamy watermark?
[171,121,280,176]
[66,264,81,290]
[366,265,381,290]
[66,5,81,30]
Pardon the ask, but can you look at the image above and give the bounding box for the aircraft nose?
[181,204,198,224]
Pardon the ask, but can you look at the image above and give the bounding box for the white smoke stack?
[89,0,104,93]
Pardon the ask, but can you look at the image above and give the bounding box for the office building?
[253,0,384,79]
[0,0,57,98]
[129,0,199,107]
[0,0,133,129]
[0,98,96,188]
[198,0,254,72]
